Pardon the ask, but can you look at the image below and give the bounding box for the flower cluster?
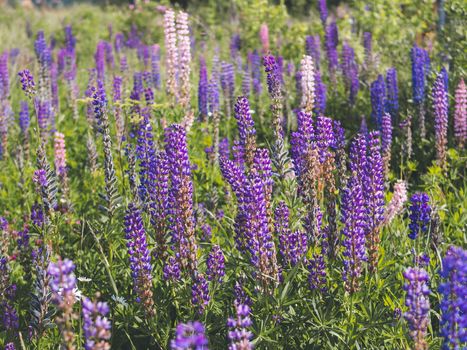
[164,9,179,100]
[432,72,449,167]
[124,203,154,316]
[227,303,253,350]
[438,246,466,349]
[206,245,225,283]
[18,69,36,97]
[177,11,191,108]
[408,193,431,240]
[171,321,208,350]
[82,297,111,350]
[403,267,430,350]
[384,180,408,225]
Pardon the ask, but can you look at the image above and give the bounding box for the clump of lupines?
[164,9,179,102]
[177,11,191,109]
[454,79,466,148]
[47,258,77,350]
[227,302,253,350]
[82,297,112,350]
[124,204,154,316]
[206,245,225,283]
[384,180,408,225]
[438,246,466,349]
[299,55,315,113]
[432,72,449,167]
[403,267,430,350]
[370,75,386,128]
[408,193,431,240]
[171,321,208,350]
[385,68,399,118]
[165,124,198,275]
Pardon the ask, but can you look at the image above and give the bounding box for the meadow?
[0,0,466,349]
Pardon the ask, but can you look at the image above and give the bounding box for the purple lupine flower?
[308,253,327,292]
[290,110,314,177]
[19,100,30,134]
[31,202,45,226]
[120,55,128,73]
[363,32,372,68]
[64,25,76,52]
[95,41,106,82]
[0,52,10,99]
[325,22,339,82]
[208,74,220,115]
[36,99,51,136]
[440,67,449,93]
[82,297,111,350]
[432,73,449,166]
[198,56,209,119]
[34,31,51,68]
[381,113,392,172]
[403,267,430,350]
[151,44,161,89]
[230,34,241,61]
[318,0,328,26]
[341,170,367,293]
[227,303,253,350]
[221,61,235,117]
[250,50,262,97]
[408,193,431,240]
[234,96,256,165]
[206,245,225,282]
[454,79,466,148]
[439,246,466,349]
[411,45,428,105]
[165,124,198,274]
[385,68,398,117]
[370,75,386,128]
[315,115,334,163]
[163,256,181,281]
[104,41,115,69]
[366,131,385,270]
[191,274,209,314]
[276,201,307,266]
[18,69,36,97]
[241,66,251,100]
[47,258,77,347]
[305,35,321,70]
[314,69,326,115]
[263,54,284,140]
[171,321,208,350]
[124,203,154,315]
[4,343,15,350]
[114,33,124,53]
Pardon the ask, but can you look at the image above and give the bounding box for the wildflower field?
[0,0,466,349]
